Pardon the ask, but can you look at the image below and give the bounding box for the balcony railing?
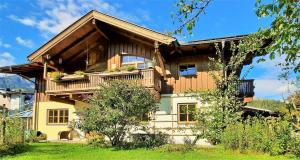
[239,79,254,97]
[45,68,161,95]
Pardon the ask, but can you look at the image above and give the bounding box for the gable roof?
[28,10,176,62]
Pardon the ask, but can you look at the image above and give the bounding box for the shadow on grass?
[0,143,31,158]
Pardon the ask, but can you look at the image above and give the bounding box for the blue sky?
[0,0,298,100]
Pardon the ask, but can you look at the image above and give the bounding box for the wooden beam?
[66,42,100,64]
[92,19,109,40]
[51,29,97,60]
[43,62,47,80]
[154,41,166,79]
[110,28,153,47]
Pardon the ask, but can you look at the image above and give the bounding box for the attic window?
[179,64,197,76]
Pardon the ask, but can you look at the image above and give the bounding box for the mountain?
[0,75,34,91]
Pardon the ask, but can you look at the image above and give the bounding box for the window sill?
[177,121,197,125]
[46,123,68,126]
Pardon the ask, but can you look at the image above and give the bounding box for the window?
[121,55,149,69]
[178,104,196,123]
[47,109,69,124]
[179,64,197,76]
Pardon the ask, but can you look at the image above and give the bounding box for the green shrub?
[86,132,108,147]
[158,144,193,153]
[74,70,85,76]
[288,135,300,157]
[25,130,38,143]
[221,117,294,155]
[0,143,27,156]
[131,132,168,148]
[125,65,137,71]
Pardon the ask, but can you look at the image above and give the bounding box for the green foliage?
[120,65,137,72]
[256,0,300,73]
[24,130,47,143]
[79,80,157,147]
[172,0,212,35]
[131,132,168,148]
[0,113,26,156]
[25,130,38,143]
[248,99,286,112]
[86,131,108,148]
[74,70,85,76]
[189,39,259,144]
[221,117,300,156]
[158,144,194,153]
[174,0,299,76]
[288,135,300,157]
[49,71,64,80]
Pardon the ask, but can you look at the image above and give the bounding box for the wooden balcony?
[239,79,254,97]
[45,69,162,95]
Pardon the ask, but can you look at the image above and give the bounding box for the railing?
[46,69,161,95]
[239,79,254,97]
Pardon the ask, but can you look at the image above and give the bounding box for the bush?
[158,144,193,153]
[25,130,38,143]
[0,143,27,156]
[80,80,157,147]
[24,130,47,142]
[131,132,168,148]
[86,131,108,147]
[288,135,300,157]
[221,117,294,155]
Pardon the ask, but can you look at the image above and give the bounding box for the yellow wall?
[37,101,77,140]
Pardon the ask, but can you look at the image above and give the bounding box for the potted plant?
[49,71,64,81]
[60,70,87,81]
[125,65,137,71]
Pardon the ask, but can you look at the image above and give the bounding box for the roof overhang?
[0,63,44,78]
[27,10,176,62]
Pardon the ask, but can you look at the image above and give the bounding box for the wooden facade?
[162,54,216,94]
[0,10,255,102]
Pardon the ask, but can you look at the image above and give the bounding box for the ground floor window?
[178,103,196,123]
[47,109,69,124]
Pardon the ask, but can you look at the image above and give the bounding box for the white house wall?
[151,94,210,145]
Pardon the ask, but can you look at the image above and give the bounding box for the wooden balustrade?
[239,79,254,97]
[46,69,161,95]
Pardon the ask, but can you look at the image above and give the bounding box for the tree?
[256,0,300,73]
[173,0,299,74]
[80,80,157,147]
[190,38,258,144]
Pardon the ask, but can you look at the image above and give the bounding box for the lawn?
[1,143,299,160]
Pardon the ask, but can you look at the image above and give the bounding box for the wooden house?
[0,10,254,143]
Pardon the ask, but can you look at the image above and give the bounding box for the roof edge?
[27,10,176,62]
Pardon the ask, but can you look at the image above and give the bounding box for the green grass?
[1,143,299,160]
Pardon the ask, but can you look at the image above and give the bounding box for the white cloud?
[9,0,151,38]
[8,15,36,26]
[0,52,15,67]
[243,54,299,100]
[0,39,11,48]
[254,79,298,100]
[16,37,34,48]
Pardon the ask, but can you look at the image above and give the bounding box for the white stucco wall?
[151,94,210,145]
